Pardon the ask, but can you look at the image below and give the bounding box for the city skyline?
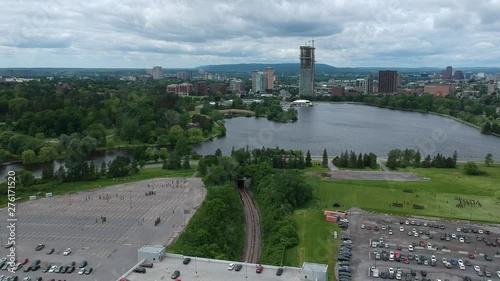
[1,0,500,68]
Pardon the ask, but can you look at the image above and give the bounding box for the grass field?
[0,167,196,207]
[284,208,339,281]
[305,164,500,223]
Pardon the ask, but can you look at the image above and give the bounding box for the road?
[239,188,261,264]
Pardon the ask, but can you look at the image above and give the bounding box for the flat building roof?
[125,254,303,281]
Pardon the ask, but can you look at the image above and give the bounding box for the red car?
[256,265,263,273]
[20,258,29,265]
[469,254,475,259]
[395,252,401,259]
[403,257,409,264]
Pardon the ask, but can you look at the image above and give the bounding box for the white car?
[399,227,404,232]
[405,221,409,225]
[48,265,57,273]
[458,259,463,265]
[478,229,484,234]
[228,263,235,271]
[388,230,393,235]
[451,233,457,239]
[441,257,447,264]
[63,248,71,255]
[430,255,436,262]
[459,237,464,243]
[474,265,480,272]
[457,227,461,232]
[497,270,500,278]
[78,267,86,275]
[459,264,465,270]
[414,232,419,237]
[396,272,401,280]
[389,268,395,275]
[389,251,395,261]
[408,245,414,252]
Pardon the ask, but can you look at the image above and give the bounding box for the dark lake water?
[193,103,500,158]
[2,103,499,182]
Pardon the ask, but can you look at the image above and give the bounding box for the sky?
[1,0,500,68]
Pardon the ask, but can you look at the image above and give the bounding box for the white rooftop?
[302,262,328,273]
[125,254,303,281]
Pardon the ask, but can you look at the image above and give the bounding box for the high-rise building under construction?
[299,45,315,96]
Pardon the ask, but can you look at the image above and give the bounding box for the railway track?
[240,188,261,263]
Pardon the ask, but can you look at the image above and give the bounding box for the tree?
[85,122,107,147]
[414,150,421,168]
[80,136,97,156]
[168,125,185,145]
[158,147,169,161]
[175,137,191,157]
[41,166,54,180]
[215,148,222,157]
[481,122,492,133]
[120,118,139,142]
[305,150,312,167]
[37,146,58,163]
[463,161,485,175]
[182,156,191,169]
[356,153,364,168]
[484,153,494,167]
[452,150,458,168]
[21,149,37,164]
[322,149,328,168]
[187,127,204,144]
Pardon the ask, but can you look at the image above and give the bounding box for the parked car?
[79,260,87,268]
[63,248,71,256]
[46,248,54,255]
[20,258,29,265]
[141,262,153,268]
[132,267,145,273]
[182,258,191,265]
[78,267,86,275]
[256,264,263,273]
[85,267,93,274]
[35,244,45,251]
[235,264,243,271]
[276,267,283,276]
[228,263,235,271]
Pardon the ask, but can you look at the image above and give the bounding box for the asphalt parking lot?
[0,177,206,281]
[342,208,500,281]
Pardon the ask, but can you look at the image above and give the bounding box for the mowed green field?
[306,164,500,223]
[284,208,339,281]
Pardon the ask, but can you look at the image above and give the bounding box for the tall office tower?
[263,67,275,93]
[229,78,245,94]
[251,70,265,93]
[452,70,464,80]
[378,70,398,94]
[151,66,163,80]
[299,45,315,96]
[442,66,453,80]
[364,75,374,95]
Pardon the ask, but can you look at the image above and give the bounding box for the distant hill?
[196,63,337,73]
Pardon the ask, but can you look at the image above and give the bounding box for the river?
[2,103,499,181]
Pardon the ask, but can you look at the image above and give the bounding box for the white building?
[291,99,313,107]
[137,245,165,263]
[300,262,328,281]
[151,66,163,80]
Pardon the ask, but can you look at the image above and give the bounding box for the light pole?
[129,191,132,209]
[245,261,247,280]
[81,227,84,249]
[69,193,71,205]
[475,235,478,254]
[195,256,198,277]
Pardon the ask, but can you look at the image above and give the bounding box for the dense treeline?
[0,80,225,163]
[333,150,377,169]
[386,148,457,170]
[301,93,500,132]
[481,121,500,135]
[194,146,312,265]
[167,184,245,260]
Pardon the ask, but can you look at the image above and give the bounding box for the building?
[364,75,374,95]
[229,78,245,95]
[176,71,192,81]
[210,83,228,94]
[442,66,452,80]
[151,66,163,80]
[465,72,473,80]
[291,99,313,107]
[299,45,315,96]
[487,82,495,95]
[121,253,324,281]
[137,245,165,263]
[452,70,464,80]
[423,84,454,96]
[166,83,193,95]
[332,86,346,96]
[300,262,328,281]
[252,70,265,93]
[193,81,208,96]
[263,67,275,93]
[378,70,398,94]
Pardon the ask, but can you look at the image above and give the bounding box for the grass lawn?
[0,167,196,207]
[284,208,339,281]
[304,164,500,223]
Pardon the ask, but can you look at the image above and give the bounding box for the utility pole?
[69,193,71,205]
[195,256,198,277]
[129,191,132,209]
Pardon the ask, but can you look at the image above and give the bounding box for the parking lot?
[342,208,500,281]
[0,177,206,281]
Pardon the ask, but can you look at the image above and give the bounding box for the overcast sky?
[1,0,500,68]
